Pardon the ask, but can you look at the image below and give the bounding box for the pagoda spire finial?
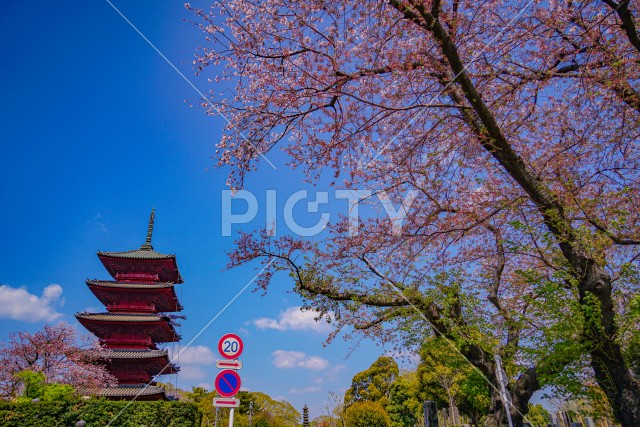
[141,208,155,250]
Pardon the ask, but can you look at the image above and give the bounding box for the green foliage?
[252,414,277,427]
[345,356,399,408]
[310,414,341,427]
[621,293,640,378]
[247,391,300,425]
[41,384,75,402]
[344,401,390,427]
[12,370,75,402]
[187,386,299,427]
[418,336,489,424]
[185,386,208,404]
[526,404,550,426]
[13,371,45,400]
[0,399,201,427]
[386,371,422,427]
[518,270,593,402]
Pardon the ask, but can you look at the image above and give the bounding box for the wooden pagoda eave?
[97,254,183,284]
[75,314,180,343]
[106,356,180,376]
[78,385,168,400]
[86,280,182,312]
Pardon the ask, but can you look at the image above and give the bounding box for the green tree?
[249,391,300,426]
[13,371,45,400]
[345,356,399,408]
[526,404,550,426]
[13,370,75,403]
[203,390,300,427]
[344,401,391,427]
[621,293,640,378]
[185,386,208,404]
[386,371,422,427]
[41,383,75,402]
[418,337,490,426]
[315,391,345,427]
[311,415,342,427]
[194,0,640,424]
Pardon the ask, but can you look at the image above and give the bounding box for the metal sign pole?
[494,355,514,427]
[228,408,234,427]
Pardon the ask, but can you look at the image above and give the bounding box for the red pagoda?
[77,210,184,400]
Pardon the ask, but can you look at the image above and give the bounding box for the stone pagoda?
[76,210,184,400]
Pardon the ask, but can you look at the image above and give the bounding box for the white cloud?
[86,213,107,232]
[254,306,332,333]
[0,284,64,322]
[169,345,215,384]
[172,345,216,365]
[178,365,208,380]
[314,364,346,384]
[289,386,321,395]
[272,350,329,371]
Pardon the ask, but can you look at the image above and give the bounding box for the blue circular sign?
[215,370,241,397]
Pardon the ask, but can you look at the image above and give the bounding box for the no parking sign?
[215,369,242,397]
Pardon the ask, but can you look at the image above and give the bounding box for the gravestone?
[424,401,439,427]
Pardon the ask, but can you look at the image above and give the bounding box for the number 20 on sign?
[218,333,243,359]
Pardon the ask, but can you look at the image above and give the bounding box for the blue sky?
[0,0,392,419]
[0,1,556,419]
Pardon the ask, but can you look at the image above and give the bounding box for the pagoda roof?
[75,312,180,345]
[97,210,174,260]
[91,348,171,359]
[76,312,172,323]
[85,280,183,313]
[97,248,176,260]
[86,279,175,289]
[88,348,180,381]
[78,385,167,399]
[96,210,183,284]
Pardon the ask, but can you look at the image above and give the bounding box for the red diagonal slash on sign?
[215,369,241,397]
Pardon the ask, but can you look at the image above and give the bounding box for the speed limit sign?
[218,333,244,359]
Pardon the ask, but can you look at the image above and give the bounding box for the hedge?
[0,400,202,427]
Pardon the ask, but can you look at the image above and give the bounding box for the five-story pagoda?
[77,210,183,400]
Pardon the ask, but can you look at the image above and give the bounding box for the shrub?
[344,401,391,427]
[0,399,201,427]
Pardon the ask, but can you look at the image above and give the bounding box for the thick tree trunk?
[580,264,640,425]
[403,4,640,422]
[482,380,535,427]
[483,391,513,427]
[483,400,530,427]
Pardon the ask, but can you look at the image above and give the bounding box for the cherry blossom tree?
[0,323,116,399]
[189,1,640,425]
